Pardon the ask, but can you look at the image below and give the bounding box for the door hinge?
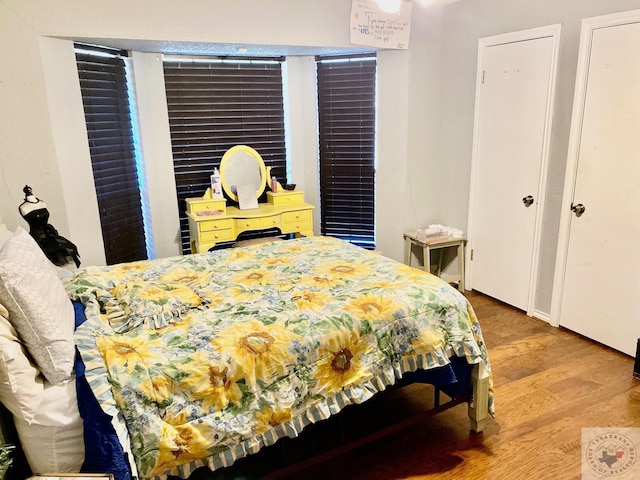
[470,249,474,261]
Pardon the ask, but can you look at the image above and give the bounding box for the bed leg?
[468,361,489,433]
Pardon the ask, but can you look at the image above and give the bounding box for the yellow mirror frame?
[219,145,267,202]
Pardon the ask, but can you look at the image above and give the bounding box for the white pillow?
[0,303,44,424]
[14,379,85,473]
[0,227,75,384]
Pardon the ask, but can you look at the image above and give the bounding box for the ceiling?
[66,37,376,58]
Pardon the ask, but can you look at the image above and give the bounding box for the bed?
[0,226,494,479]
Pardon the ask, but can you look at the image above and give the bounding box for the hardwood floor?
[205,291,640,480]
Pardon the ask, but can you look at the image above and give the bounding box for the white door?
[468,26,560,313]
[555,14,640,357]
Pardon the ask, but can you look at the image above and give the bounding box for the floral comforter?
[65,236,494,479]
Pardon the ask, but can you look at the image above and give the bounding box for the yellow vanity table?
[186,145,314,253]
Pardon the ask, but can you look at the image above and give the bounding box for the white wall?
[0,0,446,267]
[284,56,322,236]
[437,0,640,314]
[3,0,639,316]
[376,5,447,259]
[39,36,106,266]
[129,51,182,259]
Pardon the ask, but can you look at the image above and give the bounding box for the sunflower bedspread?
[65,236,494,479]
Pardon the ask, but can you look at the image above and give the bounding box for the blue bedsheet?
[73,301,131,480]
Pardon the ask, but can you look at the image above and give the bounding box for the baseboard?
[532,309,551,324]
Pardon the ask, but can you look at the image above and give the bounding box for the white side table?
[403,231,466,292]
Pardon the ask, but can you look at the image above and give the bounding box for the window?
[75,44,150,265]
[316,54,377,249]
[163,57,288,253]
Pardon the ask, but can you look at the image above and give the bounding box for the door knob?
[522,195,534,207]
[571,203,585,217]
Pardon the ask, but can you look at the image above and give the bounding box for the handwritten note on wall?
[350,0,413,50]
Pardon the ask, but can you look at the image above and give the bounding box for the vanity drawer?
[267,191,305,205]
[186,198,227,215]
[200,228,234,243]
[261,215,281,229]
[199,218,233,232]
[282,210,312,224]
[282,219,313,234]
[236,217,263,230]
[282,210,313,234]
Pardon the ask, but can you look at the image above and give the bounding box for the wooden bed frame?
[469,361,491,433]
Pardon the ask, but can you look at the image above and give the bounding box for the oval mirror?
[219,145,267,202]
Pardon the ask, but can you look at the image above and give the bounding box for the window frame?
[74,43,150,265]
[162,56,288,253]
[316,54,377,249]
